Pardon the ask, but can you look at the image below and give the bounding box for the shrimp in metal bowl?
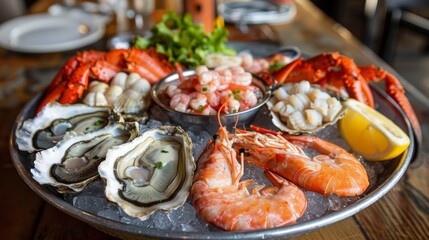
[191,125,307,231]
[165,65,262,115]
[233,127,370,197]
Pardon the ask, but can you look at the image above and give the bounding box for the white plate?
[0,14,105,53]
[219,1,297,25]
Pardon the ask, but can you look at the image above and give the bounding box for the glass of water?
[113,0,155,34]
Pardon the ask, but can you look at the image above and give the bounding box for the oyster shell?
[98,126,195,220]
[31,123,138,193]
[16,102,117,153]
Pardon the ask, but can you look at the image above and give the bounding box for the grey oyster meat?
[31,123,138,193]
[16,102,117,153]
[98,126,195,220]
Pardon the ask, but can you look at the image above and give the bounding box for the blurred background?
[311,0,429,97]
[1,0,428,95]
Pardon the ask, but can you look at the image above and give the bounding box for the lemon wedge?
[338,99,410,161]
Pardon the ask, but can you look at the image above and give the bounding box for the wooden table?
[1,0,428,239]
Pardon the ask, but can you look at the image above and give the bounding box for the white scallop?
[274,87,289,101]
[124,73,140,89]
[111,72,128,89]
[114,89,144,114]
[83,92,108,107]
[88,81,109,93]
[105,85,124,106]
[130,78,151,96]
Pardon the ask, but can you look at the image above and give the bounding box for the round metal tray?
[10,83,415,239]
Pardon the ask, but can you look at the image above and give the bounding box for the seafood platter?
[10,13,417,239]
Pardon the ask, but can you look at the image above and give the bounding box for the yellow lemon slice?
[338,99,410,161]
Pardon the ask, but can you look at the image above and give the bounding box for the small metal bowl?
[151,70,271,132]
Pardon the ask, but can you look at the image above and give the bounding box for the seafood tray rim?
[9,84,415,239]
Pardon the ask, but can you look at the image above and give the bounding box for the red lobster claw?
[272,57,303,85]
[359,66,422,144]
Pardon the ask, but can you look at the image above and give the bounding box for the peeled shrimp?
[225,99,240,113]
[238,90,258,110]
[231,72,252,86]
[165,84,181,98]
[189,93,208,111]
[191,126,307,231]
[233,129,369,196]
[170,93,190,113]
[244,59,270,73]
[195,68,232,93]
[206,92,220,109]
[167,65,261,115]
[188,93,216,115]
[215,68,232,91]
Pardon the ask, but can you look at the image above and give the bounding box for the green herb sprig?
[133,11,236,68]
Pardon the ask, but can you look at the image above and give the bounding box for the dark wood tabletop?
[1,0,428,239]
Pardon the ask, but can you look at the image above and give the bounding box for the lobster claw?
[385,73,422,147]
[359,65,422,148]
[255,70,278,91]
[272,57,303,85]
[342,74,374,108]
[35,81,67,114]
[35,47,176,116]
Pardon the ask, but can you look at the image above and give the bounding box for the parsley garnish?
[156,162,163,169]
[94,120,103,126]
[133,11,235,68]
[269,59,287,71]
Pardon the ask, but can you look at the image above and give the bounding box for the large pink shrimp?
[191,125,307,231]
[233,128,369,197]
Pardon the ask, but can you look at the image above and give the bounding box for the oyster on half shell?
[98,126,195,220]
[31,123,138,193]
[16,102,118,153]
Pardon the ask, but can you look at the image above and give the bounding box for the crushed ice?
[61,109,385,233]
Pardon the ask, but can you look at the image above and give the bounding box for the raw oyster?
[98,126,195,220]
[31,123,138,193]
[16,102,117,153]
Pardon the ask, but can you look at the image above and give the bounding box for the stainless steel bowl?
[151,69,271,132]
